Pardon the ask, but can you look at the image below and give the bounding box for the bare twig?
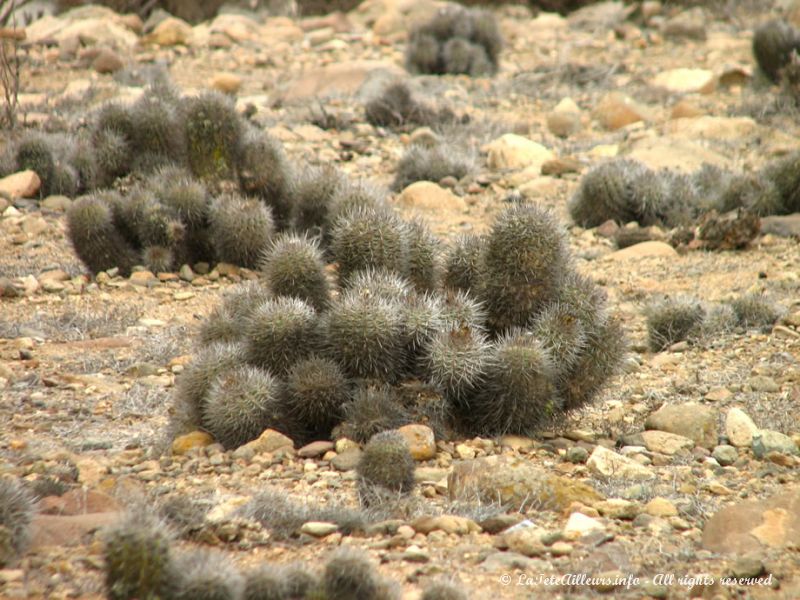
[0,0,23,130]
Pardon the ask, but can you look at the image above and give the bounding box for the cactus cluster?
[0,478,36,568]
[752,20,800,82]
[392,143,476,191]
[406,4,503,77]
[569,155,800,231]
[175,202,625,448]
[644,292,783,351]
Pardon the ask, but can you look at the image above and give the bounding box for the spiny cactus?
[202,364,286,449]
[15,134,55,196]
[243,565,288,600]
[753,20,800,82]
[322,292,407,382]
[0,478,36,568]
[759,150,800,214]
[392,143,474,191]
[440,289,487,331]
[424,325,493,405]
[284,356,351,441]
[328,179,390,228]
[715,173,783,216]
[357,430,415,499]
[471,330,559,435]
[259,233,330,311]
[443,234,484,294]
[728,293,782,330]
[645,296,706,351]
[174,550,245,600]
[568,159,650,228]
[184,91,243,182]
[530,302,587,376]
[421,580,468,600]
[238,129,293,229]
[338,385,412,444]
[364,82,436,128]
[402,293,445,370]
[292,163,344,237]
[66,195,141,276]
[481,204,568,334]
[405,219,442,294]
[130,94,186,173]
[322,548,385,600]
[93,129,133,187]
[330,207,409,283]
[244,297,318,375]
[103,511,176,600]
[209,193,275,268]
[345,268,413,303]
[199,281,273,346]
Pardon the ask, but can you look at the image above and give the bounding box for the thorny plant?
[0,0,27,129]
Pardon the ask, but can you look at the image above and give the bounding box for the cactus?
[530,302,587,376]
[645,296,706,351]
[66,195,141,276]
[174,550,245,600]
[405,219,442,294]
[338,385,411,444]
[728,293,782,330]
[259,233,331,311]
[202,364,286,449]
[15,134,55,196]
[284,356,351,441]
[392,143,474,192]
[357,430,415,498]
[753,20,800,82]
[481,204,568,333]
[759,150,800,214]
[93,129,133,186]
[244,297,318,375]
[322,292,407,381]
[209,193,275,268]
[345,268,413,303]
[0,478,36,568]
[243,565,288,600]
[364,82,436,128]
[421,581,468,600]
[322,548,383,600]
[184,91,243,182]
[130,94,186,173]
[103,511,176,600]
[292,163,343,237]
[443,234,484,293]
[238,129,293,229]
[440,289,487,332]
[424,325,493,405]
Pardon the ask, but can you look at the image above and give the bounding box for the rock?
[209,13,262,42]
[644,497,678,517]
[626,136,728,172]
[640,431,694,455]
[39,489,120,516]
[652,68,715,94]
[712,445,738,466]
[705,387,732,402]
[396,424,436,461]
[586,446,656,481]
[408,127,439,148]
[661,7,707,40]
[726,408,759,447]
[92,48,124,74]
[237,428,294,455]
[761,214,800,238]
[566,446,589,464]
[546,110,581,138]
[563,512,605,539]
[480,551,542,572]
[29,512,121,549]
[702,488,800,554]
[298,440,334,458]
[594,92,649,130]
[748,376,779,393]
[145,17,192,46]
[0,170,41,198]
[172,431,215,455]
[402,545,430,563]
[40,195,71,212]
[448,455,603,511]
[731,556,764,579]
[595,499,638,520]
[666,116,757,141]
[210,72,242,95]
[300,521,338,537]
[541,157,582,176]
[752,431,799,458]
[603,241,678,262]
[26,9,139,49]
[21,216,48,236]
[129,271,156,286]
[396,181,467,214]
[670,99,705,119]
[411,515,481,535]
[502,526,548,557]
[485,134,554,172]
[280,60,404,102]
[331,448,362,471]
[479,513,524,535]
[645,402,717,449]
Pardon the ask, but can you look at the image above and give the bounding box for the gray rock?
[330,448,362,471]
[748,376,780,393]
[752,430,799,458]
[711,445,738,466]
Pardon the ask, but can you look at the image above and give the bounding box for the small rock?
[670,99,705,119]
[239,428,294,455]
[129,271,156,286]
[0,170,41,198]
[411,515,481,535]
[92,48,124,74]
[546,110,581,138]
[40,195,72,212]
[502,526,548,557]
[604,241,678,261]
[594,92,649,130]
[726,408,759,447]
[172,431,214,455]
[748,376,780,393]
[666,116,757,141]
[402,545,429,563]
[563,512,605,539]
[479,514,524,535]
[298,440,334,458]
[661,7,707,40]
[705,387,732,402]
[21,216,48,236]
[146,17,192,46]
[499,435,536,452]
[752,430,799,458]
[652,68,715,94]
[408,127,439,148]
[595,499,638,520]
[587,446,656,481]
[566,446,589,464]
[331,448,361,471]
[397,424,436,461]
[210,72,242,95]
[645,402,717,449]
[712,445,738,466]
[485,134,554,171]
[300,521,338,537]
[396,181,467,214]
[29,512,121,549]
[592,569,625,593]
[541,157,582,176]
[731,556,764,579]
[644,497,678,517]
[640,430,694,455]
[39,489,120,516]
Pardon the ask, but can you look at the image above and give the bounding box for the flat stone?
[752,430,799,458]
[39,489,120,516]
[411,515,481,535]
[300,521,338,537]
[237,428,294,454]
[145,17,192,46]
[298,440,334,458]
[725,408,759,448]
[21,216,48,236]
[563,512,605,539]
[172,431,215,455]
[448,455,603,511]
[396,181,467,214]
[702,488,800,554]
[666,116,757,141]
[281,60,404,102]
[626,136,729,172]
[40,195,71,211]
[705,387,732,402]
[644,497,678,517]
[645,402,717,449]
[748,376,779,393]
[485,134,554,171]
[595,499,639,520]
[92,48,124,74]
[603,241,678,262]
[586,446,656,481]
[0,170,41,198]
[761,214,800,238]
[640,430,694,455]
[652,68,715,93]
[397,424,436,461]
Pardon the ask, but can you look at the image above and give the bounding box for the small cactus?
[174,550,245,600]
[209,193,275,268]
[238,129,293,229]
[259,233,331,311]
[184,91,244,183]
[645,296,706,352]
[392,143,474,192]
[753,20,800,82]
[322,548,384,600]
[357,430,416,501]
[443,234,484,294]
[338,385,411,444]
[244,297,318,375]
[0,478,36,568]
[284,356,351,441]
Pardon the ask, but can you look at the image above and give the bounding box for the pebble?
[640,430,694,455]
[603,241,677,262]
[725,408,759,447]
[397,424,436,461]
[146,16,192,46]
[402,545,430,563]
[298,440,334,458]
[92,48,124,74]
[593,92,649,130]
[210,72,242,94]
[595,498,638,520]
[40,195,72,212]
[300,521,338,537]
[411,515,480,535]
[731,556,764,579]
[748,376,780,393]
[172,431,214,455]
